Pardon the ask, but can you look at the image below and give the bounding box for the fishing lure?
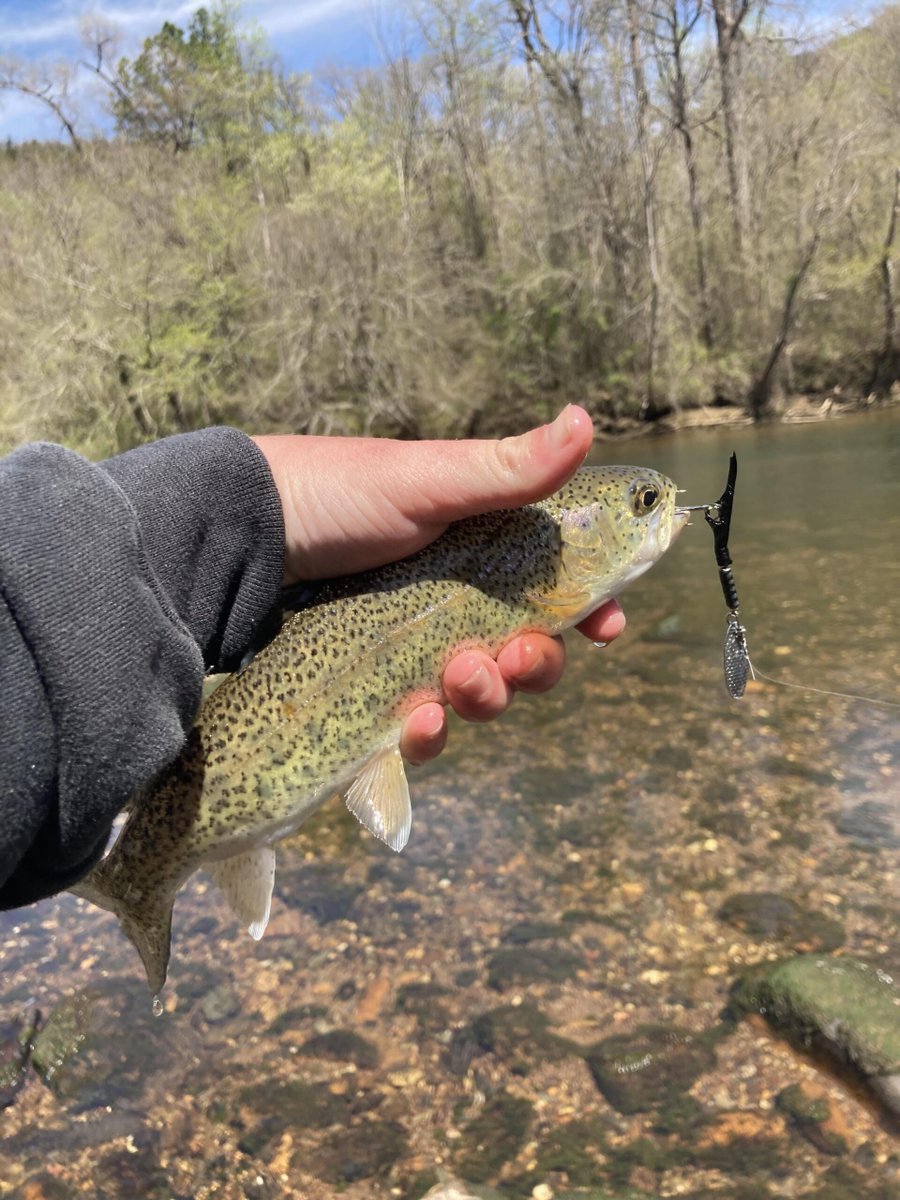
[703,453,751,699]
[685,453,900,709]
[681,452,751,698]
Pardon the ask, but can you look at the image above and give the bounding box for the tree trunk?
[508,0,631,301]
[660,1,714,348]
[747,230,820,420]
[710,0,752,261]
[868,166,900,396]
[626,0,664,416]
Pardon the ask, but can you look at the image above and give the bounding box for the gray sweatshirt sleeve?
[0,427,285,908]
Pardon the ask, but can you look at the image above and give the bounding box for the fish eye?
[633,485,660,515]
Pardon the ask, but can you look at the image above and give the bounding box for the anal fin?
[207,847,276,940]
[344,742,412,852]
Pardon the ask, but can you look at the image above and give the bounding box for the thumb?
[399,405,594,522]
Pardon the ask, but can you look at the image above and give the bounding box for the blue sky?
[0,0,885,143]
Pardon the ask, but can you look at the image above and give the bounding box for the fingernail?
[457,662,490,701]
[420,707,445,738]
[517,642,546,682]
[547,405,576,450]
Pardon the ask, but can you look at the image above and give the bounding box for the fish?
[73,465,687,995]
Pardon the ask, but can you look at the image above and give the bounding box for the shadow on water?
[1,413,899,1198]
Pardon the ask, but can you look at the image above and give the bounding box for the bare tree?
[709,0,756,259]
[626,0,664,414]
[507,0,632,301]
[869,166,900,397]
[0,59,82,152]
[653,0,714,348]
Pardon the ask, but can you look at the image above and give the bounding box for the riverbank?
[592,389,900,442]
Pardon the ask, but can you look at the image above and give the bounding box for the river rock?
[0,1009,39,1109]
[419,1180,506,1200]
[5,1172,77,1200]
[454,1090,534,1183]
[486,944,584,990]
[584,1024,717,1114]
[731,954,900,1116]
[471,1003,577,1070]
[199,981,241,1023]
[231,1077,362,1157]
[30,981,184,1111]
[302,1118,407,1184]
[776,1083,849,1156]
[298,1028,380,1068]
[718,892,845,952]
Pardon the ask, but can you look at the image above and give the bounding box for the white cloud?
[0,0,378,52]
[247,0,375,37]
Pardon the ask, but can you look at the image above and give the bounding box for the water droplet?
[151,995,163,1018]
[592,641,608,649]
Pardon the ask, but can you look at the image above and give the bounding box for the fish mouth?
[650,503,689,557]
[674,503,710,521]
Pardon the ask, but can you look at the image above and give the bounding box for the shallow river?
[1,412,898,1199]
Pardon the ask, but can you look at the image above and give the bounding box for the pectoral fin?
[207,847,276,940]
[344,743,412,852]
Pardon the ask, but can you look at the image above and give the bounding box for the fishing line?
[682,453,900,711]
[735,645,900,710]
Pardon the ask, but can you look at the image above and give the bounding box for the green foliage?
[1,1,899,456]
[113,7,240,151]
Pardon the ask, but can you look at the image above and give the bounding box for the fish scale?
[73,464,686,994]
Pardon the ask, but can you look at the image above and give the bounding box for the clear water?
[2,413,898,1198]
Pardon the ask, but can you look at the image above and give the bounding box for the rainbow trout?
[74,466,687,994]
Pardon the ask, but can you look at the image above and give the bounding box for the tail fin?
[72,869,174,995]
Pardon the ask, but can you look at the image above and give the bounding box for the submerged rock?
[454,1090,534,1183]
[199,982,241,1023]
[718,892,845,953]
[731,954,900,1116]
[232,1077,363,1157]
[776,1083,849,1156]
[396,982,452,1034]
[0,1008,39,1109]
[471,1003,577,1071]
[303,1118,407,1184]
[30,981,183,1111]
[418,1179,506,1200]
[584,1025,717,1115]
[274,864,362,924]
[6,1172,77,1200]
[298,1028,380,1069]
[507,1116,610,1194]
[486,944,584,990]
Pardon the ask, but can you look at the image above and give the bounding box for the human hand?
[253,406,626,764]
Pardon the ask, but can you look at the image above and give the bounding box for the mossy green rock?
[0,1009,39,1108]
[585,1025,716,1114]
[731,954,900,1115]
[455,1090,534,1183]
[506,1117,610,1194]
[30,982,181,1111]
[776,1084,848,1156]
